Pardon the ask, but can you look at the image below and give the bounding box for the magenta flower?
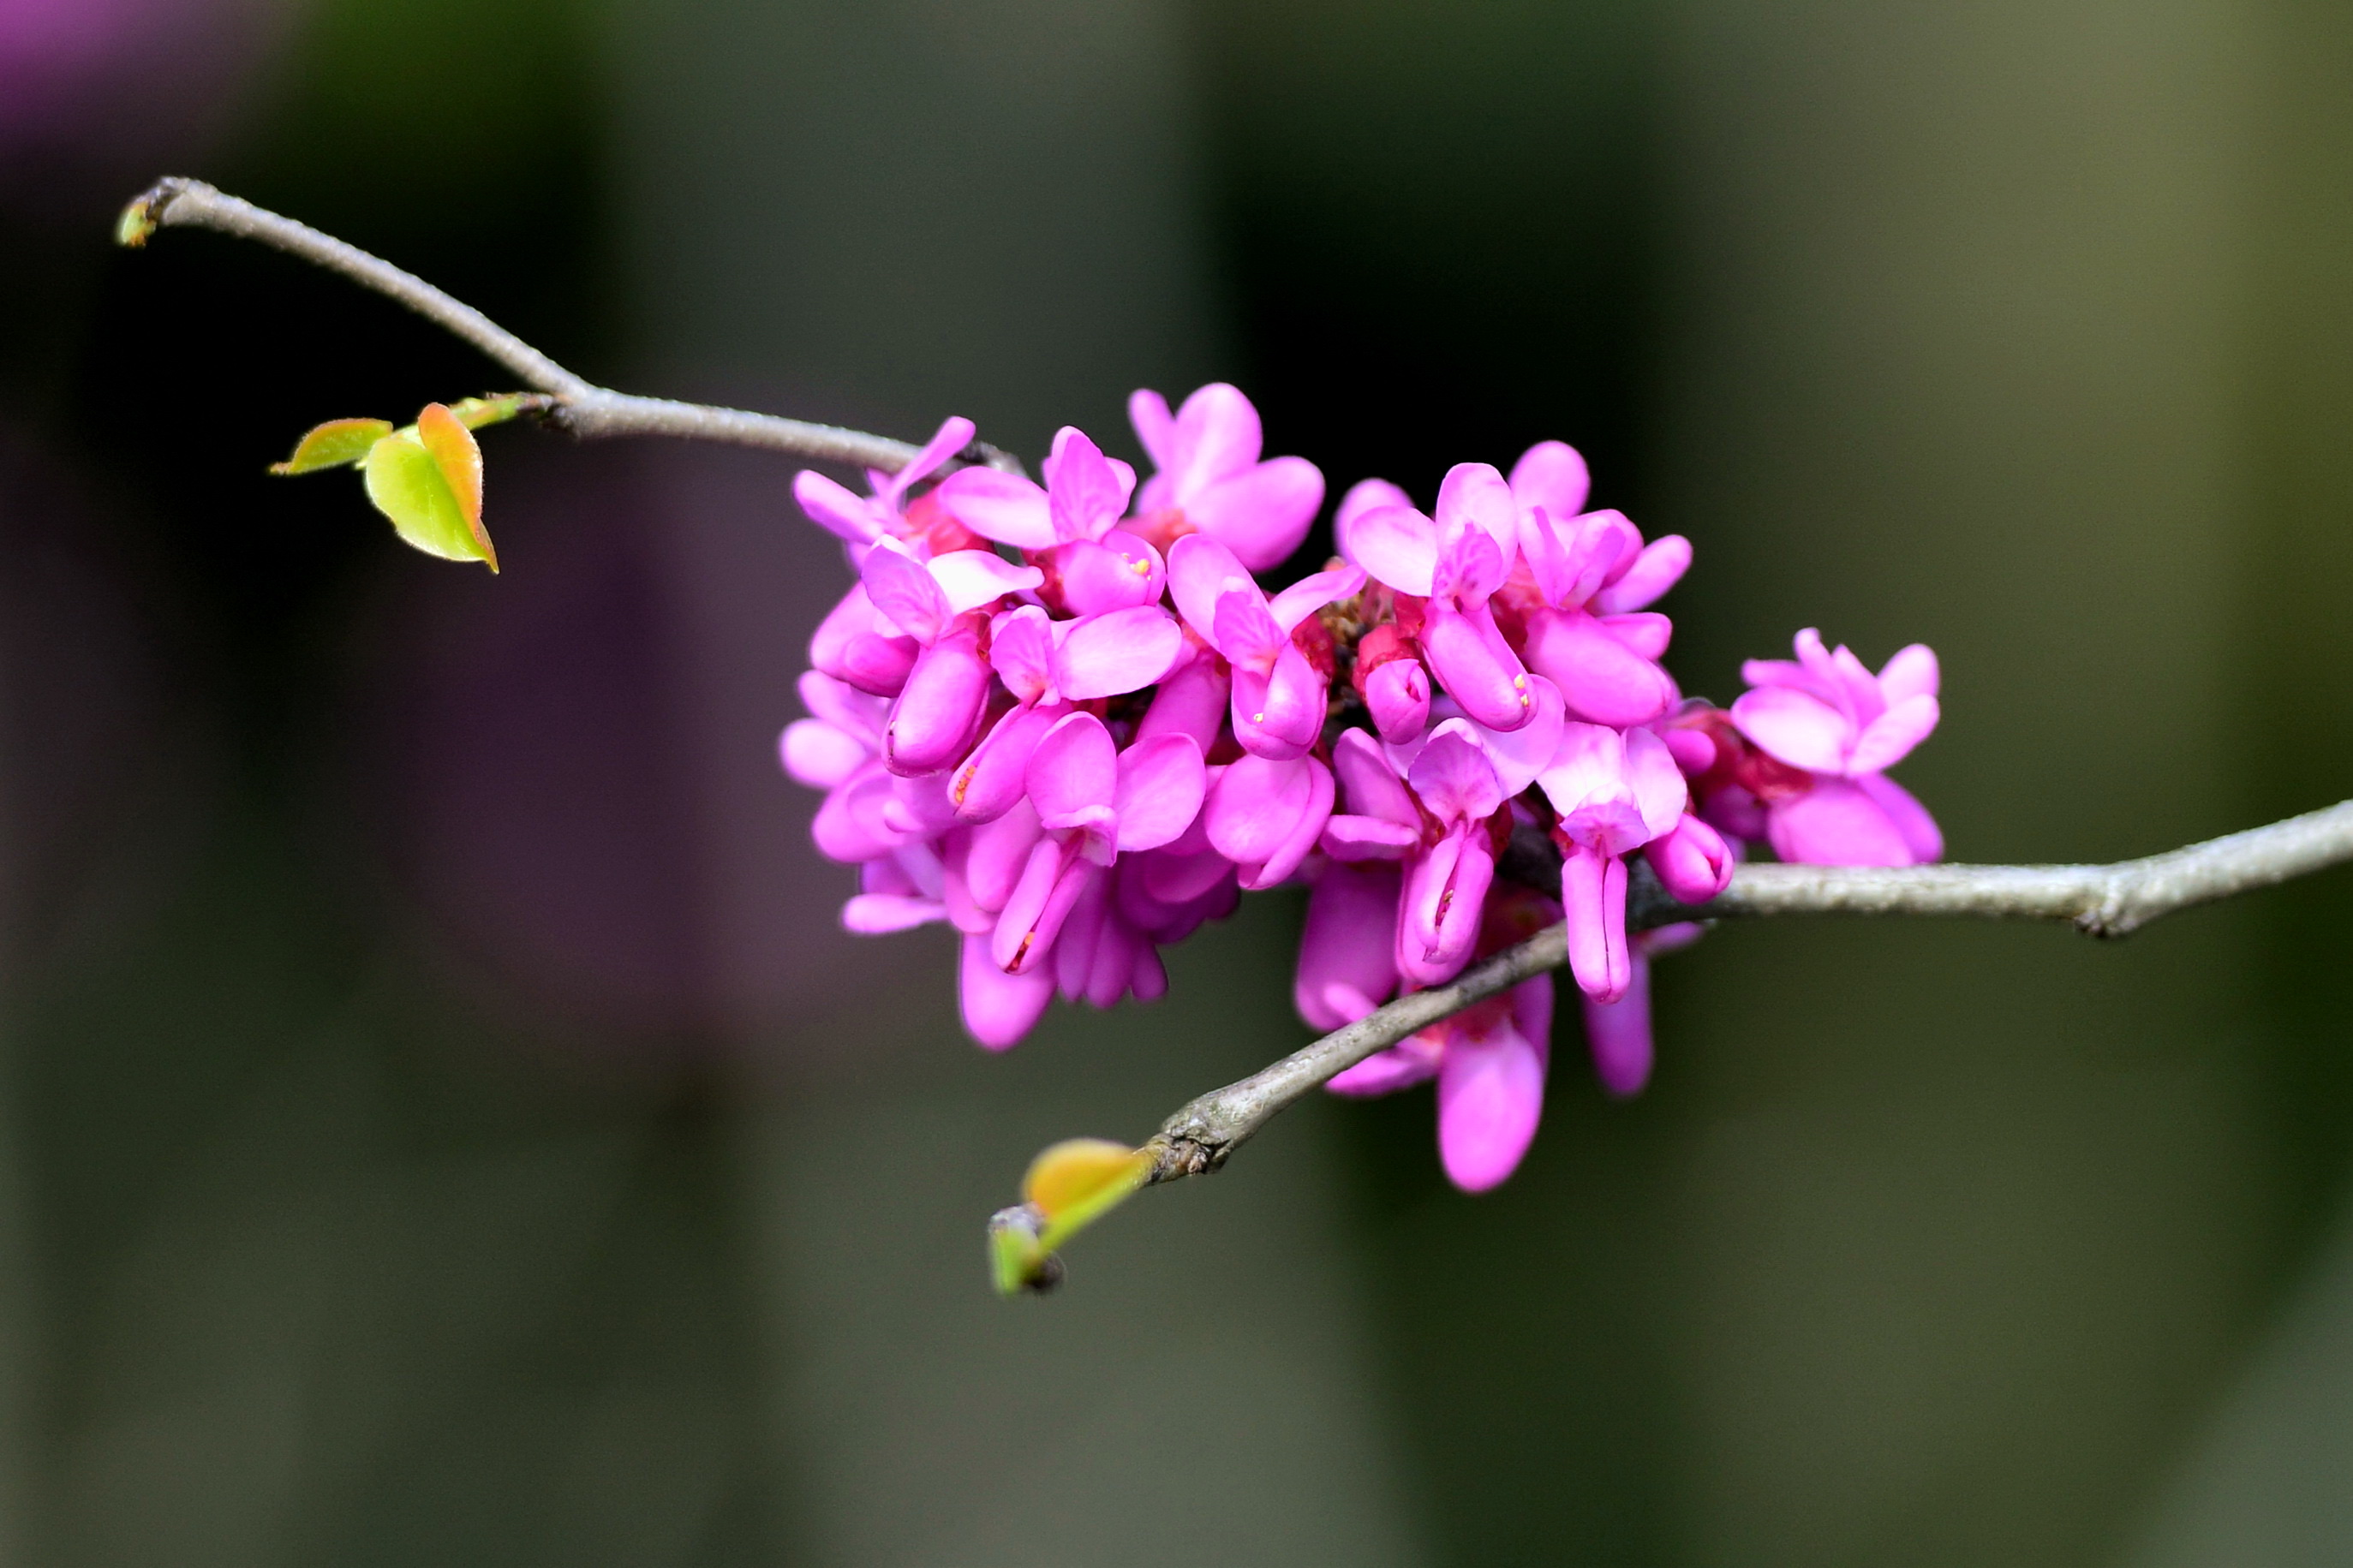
[859,542,1043,775]
[792,415,976,559]
[1295,860,1402,1030]
[809,582,920,698]
[1508,444,1686,728]
[1536,723,1687,1003]
[1327,975,1555,1193]
[935,426,1169,615]
[1320,727,1424,862]
[1731,630,1943,867]
[1167,534,1362,760]
[990,714,1207,976]
[1395,721,1506,987]
[1644,811,1736,904]
[1578,922,1705,1097]
[947,601,1183,822]
[1339,463,1538,733]
[1129,383,1325,571]
[1203,752,1336,890]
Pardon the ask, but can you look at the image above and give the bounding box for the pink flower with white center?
[857,541,1043,776]
[791,415,978,563]
[1339,463,1538,733]
[1129,383,1326,571]
[1536,723,1687,1003]
[946,600,1183,822]
[1506,442,1687,727]
[1731,629,1944,867]
[935,426,1169,615]
[990,713,1207,978]
[1327,974,1555,1193]
[1167,534,1363,760]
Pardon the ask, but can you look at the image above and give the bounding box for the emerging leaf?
[415,402,494,568]
[444,393,547,431]
[362,418,496,570]
[1022,1138,1152,1251]
[271,418,395,475]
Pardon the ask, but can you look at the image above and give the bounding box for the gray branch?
[116,177,1024,475]
[1144,796,2353,1184]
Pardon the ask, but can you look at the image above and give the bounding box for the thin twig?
[116,176,1026,476]
[1143,796,2353,1184]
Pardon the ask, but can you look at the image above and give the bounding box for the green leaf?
[1024,1138,1152,1252]
[362,428,492,568]
[271,418,395,474]
[443,393,546,431]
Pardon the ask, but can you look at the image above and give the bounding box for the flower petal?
[936,466,1056,549]
[1438,1022,1547,1191]
[1114,734,1207,852]
[1330,727,1420,826]
[1878,642,1940,704]
[1127,387,1178,473]
[1407,719,1506,825]
[843,893,947,933]
[1326,1037,1442,1097]
[883,629,990,775]
[1168,382,1263,499]
[927,548,1044,615]
[1055,605,1183,699]
[1624,726,1691,840]
[780,718,867,789]
[1580,953,1653,1096]
[1765,778,1916,866]
[1165,534,1262,651]
[960,931,1054,1050]
[1043,426,1136,542]
[1846,693,1939,775]
[1294,862,1402,1030]
[1434,462,1517,559]
[1560,844,1631,1003]
[880,414,977,501]
[1187,456,1324,572]
[792,470,883,543]
[1521,607,1675,727]
[1592,534,1692,614]
[1268,562,1365,633]
[1856,772,1944,862]
[1025,711,1118,826]
[860,541,952,644]
[1729,684,1854,773]
[1335,477,1413,538]
[1337,504,1436,597]
[1420,599,1536,732]
[1507,439,1591,522]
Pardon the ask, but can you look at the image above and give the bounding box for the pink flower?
[1294,860,1402,1030]
[1339,463,1538,733]
[1167,534,1362,760]
[1730,630,1944,867]
[1644,812,1735,904]
[792,416,979,561]
[1507,442,1686,727]
[1578,922,1705,1097]
[1203,752,1336,890]
[989,713,1206,976]
[1129,383,1325,571]
[1395,721,1506,987]
[1536,723,1687,1003]
[947,601,1183,822]
[935,426,1168,615]
[858,541,1043,776]
[1328,975,1554,1193]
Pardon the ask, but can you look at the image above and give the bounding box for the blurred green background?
[2,0,2351,1561]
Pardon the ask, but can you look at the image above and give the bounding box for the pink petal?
[1114,734,1207,852]
[882,629,990,775]
[1319,814,1422,860]
[792,469,883,543]
[1365,659,1431,743]
[1168,382,1263,499]
[1644,813,1734,903]
[1765,778,1916,867]
[1419,599,1536,732]
[843,893,947,933]
[1729,685,1854,773]
[1128,387,1178,473]
[1337,504,1437,597]
[809,585,917,697]
[1042,426,1136,542]
[1561,844,1631,1003]
[1878,642,1940,704]
[1464,674,1565,796]
[926,548,1043,615]
[1432,516,1510,605]
[860,542,953,644]
[1204,753,1334,889]
[964,799,1043,913]
[1187,456,1324,572]
[1134,652,1229,753]
[1592,534,1692,614]
[988,604,1058,702]
[1663,727,1716,775]
[1268,563,1365,634]
[1599,611,1671,662]
[1520,608,1675,728]
[1327,1038,1443,1097]
[1229,644,1326,760]
[1845,693,1939,775]
[1055,605,1182,699]
[798,669,887,741]
[1053,532,1165,615]
[810,765,907,864]
[1580,953,1653,1096]
[1330,728,1420,827]
[1538,721,1626,816]
[1855,772,1944,862]
[1051,865,1111,1002]
[1437,1023,1547,1191]
[1623,727,1691,840]
[991,840,1096,974]
[880,414,978,500]
[949,700,1065,824]
[959,932,1054,1050]
[1165,534,1262,650]
[1212,592,1288,666]
[780,718,867,789]
[1294,862,1402,1030]
[1434,462,1518,559]
[1335,477,1413,537]
[1507,439,1592,522]
[935,466,1056,549]
[1025,711,1118,827]
[1406,719,1506,825]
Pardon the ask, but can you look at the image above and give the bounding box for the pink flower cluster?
[780,385,1944,1191]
